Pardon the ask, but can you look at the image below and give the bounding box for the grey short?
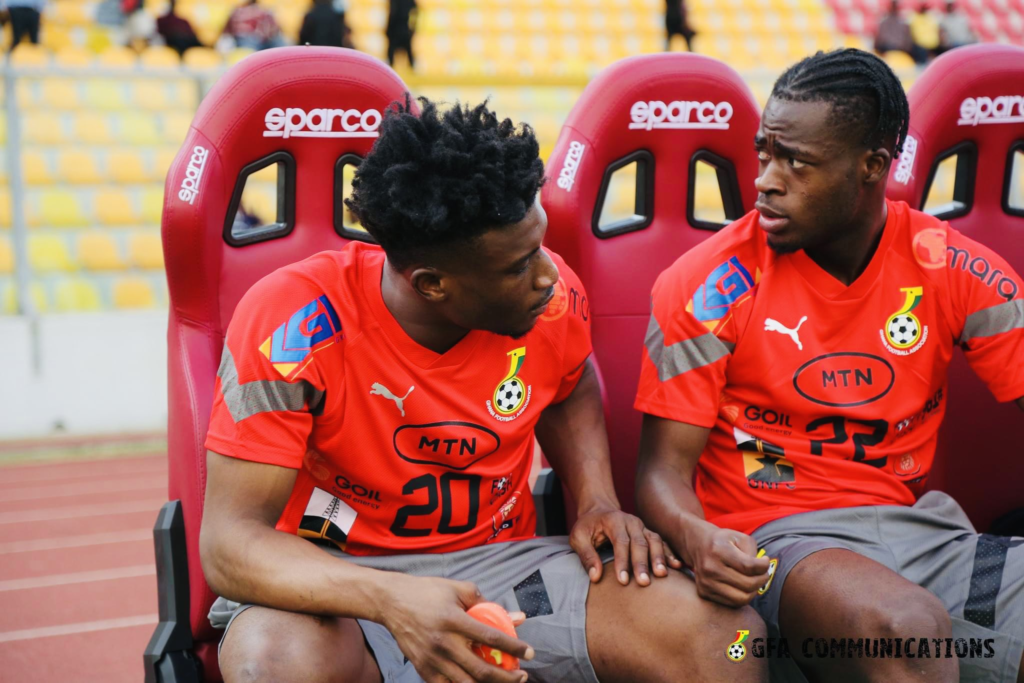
[750,490,1024,683]
[209,536,613,683]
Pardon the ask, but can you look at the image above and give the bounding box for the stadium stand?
[827,0,1024,45]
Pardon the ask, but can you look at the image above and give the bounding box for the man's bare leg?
[778,549,957,683]
[586,569,768,682]
[219,606,382,683]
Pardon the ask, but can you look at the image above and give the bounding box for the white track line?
[0,458,166,485]
[0,614,159,643]
[0,529,153,555]
[0,499,166,525]
[0,564,156,592]
[0,479,167,502]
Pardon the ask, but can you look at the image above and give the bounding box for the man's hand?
[381,574,534,683]
[684,521,771,608]
[570,504,683,587]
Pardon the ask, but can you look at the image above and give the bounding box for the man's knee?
[860,586,952,640]
[220,607,378,683]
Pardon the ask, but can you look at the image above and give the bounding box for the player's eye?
[513,259,531,275]
[756,150,770,162]
[789,158,807,169]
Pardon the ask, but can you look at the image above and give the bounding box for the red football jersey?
[206,242,591,555]
[635,200,1024,535]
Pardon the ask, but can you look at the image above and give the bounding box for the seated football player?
[635,49,1024,683]
[201,97,766,683]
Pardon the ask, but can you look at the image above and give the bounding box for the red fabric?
[205,244,591,554]
[162,47,410,643]
[541,53,762,514]
[635,201,1024,535]
[225,4,279,41]
[885,44,1024,531]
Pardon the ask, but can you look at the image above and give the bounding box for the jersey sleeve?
[634,255,747,428]
[946,228,1024,403]
[548,255,594,404]
[204,270,340,469]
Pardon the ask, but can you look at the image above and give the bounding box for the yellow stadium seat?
[15,79,35,108]
[226,47,255,66]
[131,80,171,111]
[28,234,75,272]
[112,276,157,309]
[95,190,138,226]
[9,44,50,67]
[24,112,68,145]
[140,46,182,69]
[84,80,128,111]
[120,112,162,145]
[53,277,103,312]
[73,112,114,145]
[154,147,179,182]
[41,79,81,109]
[0,190,10,228]
[53,47,96,69]
[169,80,199,110]
[36,189,88,228]
[161,112,193,145]
[140,187,165,225]
[49,1,90,25]
[1,281,48,314]
[128,231,164,270]
[97,46,139,69]
[0,236,12,274]
[884,50,917,71]
[107,149,150,184]
[22,151,54,185]
[183,47,223,69]
[57,150,103,184]
[41,25,74,52]
[78,231,126,270]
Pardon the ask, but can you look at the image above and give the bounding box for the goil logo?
[263,107,383,139]
[629,100,734,131]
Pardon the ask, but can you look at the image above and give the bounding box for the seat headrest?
[162,47,410,331]
[887,44,1024,218]
[543,53,761,302]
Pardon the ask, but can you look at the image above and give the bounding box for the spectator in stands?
[298,0,353,48]
[874,0,914,59]
[938,1,976,53]
[665,0,695,52]
[123,0,156,52]
[386,0,416,68]
[908,3,940,63]
[157,0,203,56]
[1,0,44,51]
[222,0,284,51]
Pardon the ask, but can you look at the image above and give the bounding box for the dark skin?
[639,97,1024,683]
[205,202,766,683]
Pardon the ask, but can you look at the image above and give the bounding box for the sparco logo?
[629,100,734,131]
[263,107,383,139]
[557,141,585,191]
[178,145,208,205]
[957,96,1024,126]
[893,134,917,185]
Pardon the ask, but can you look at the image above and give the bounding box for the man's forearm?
[634,459,712,566]
[200,519,395,623]
[533,358,620,512]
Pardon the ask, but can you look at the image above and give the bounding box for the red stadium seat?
[144,47,410,682]
[886,43,1024,534]
[542,53,761,514]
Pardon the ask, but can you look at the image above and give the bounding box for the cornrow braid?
[771,48,910,157]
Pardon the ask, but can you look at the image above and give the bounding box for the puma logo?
[370,382,414,417]
[764,316,807,351]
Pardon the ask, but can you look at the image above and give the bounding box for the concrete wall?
[0,311,168,439]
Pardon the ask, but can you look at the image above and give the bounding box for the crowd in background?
[875,0,977,64]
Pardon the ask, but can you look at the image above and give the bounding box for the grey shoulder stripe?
[645,313,733,382]
[960,300,1024,345]
[217,345,324,423]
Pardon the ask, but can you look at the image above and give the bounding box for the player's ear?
[410,267,447,303]
[863,147,891,184]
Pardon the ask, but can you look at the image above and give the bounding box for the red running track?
[0,455,166,682]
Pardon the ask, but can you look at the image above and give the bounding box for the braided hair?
[770,48,910,157]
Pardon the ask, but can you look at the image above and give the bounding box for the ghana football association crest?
[486,347,532,422]
[880,286,929,356]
